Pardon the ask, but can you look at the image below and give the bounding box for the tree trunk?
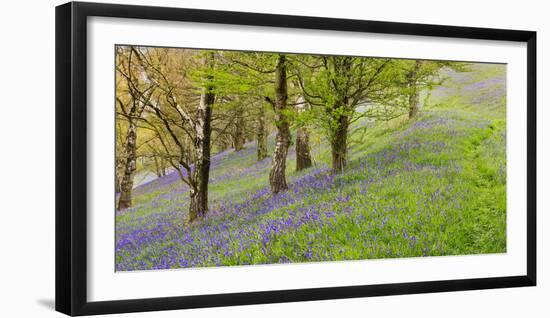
[214,134,229,153]
[189,53,215,222]
[233,107,246,151]
[408,60,422,119]
[115,157,124,193]
[117,120,137,210]
[326,58,353,174]
[160,158,166,177]
[256,104,268,161]
[295,96,312,171]
[189,186,208,223]
[330,114,349,173]
[296,127,312,171]
[269,54,290,194]
[153,156,162,177]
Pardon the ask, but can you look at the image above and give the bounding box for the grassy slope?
[115,64,506,270]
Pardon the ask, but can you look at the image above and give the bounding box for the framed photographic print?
[55,1,536,316]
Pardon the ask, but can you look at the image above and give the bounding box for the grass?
[115,64,507,271]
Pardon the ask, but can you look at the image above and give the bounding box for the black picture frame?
[55,1,537,316]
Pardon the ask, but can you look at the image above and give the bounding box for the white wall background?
[0,0,546,317]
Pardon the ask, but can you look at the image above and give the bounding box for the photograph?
[114,46,507,271]
[0,0,544,316]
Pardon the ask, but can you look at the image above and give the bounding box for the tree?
[115,125,126,193]
[407,60,423,118]
[189,51,216,221]
[221,52,294,193]
[115,46,156,210]
[203,52,275,161]
[152,153,167,177]
[267,54,291,193]
[130,48,217,222]
[230,99,247,151]
[296,55,396,173]
[295,95,312,171]
[256,102,269,161]
[400,59,469,119]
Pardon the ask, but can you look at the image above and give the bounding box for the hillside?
[115,64,506,271]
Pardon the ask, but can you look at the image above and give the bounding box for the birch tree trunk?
[269,54,290,194]
[115,157,125,193]
[295,96,312,171]
[117,119,137,210]
[189,53,215,222]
